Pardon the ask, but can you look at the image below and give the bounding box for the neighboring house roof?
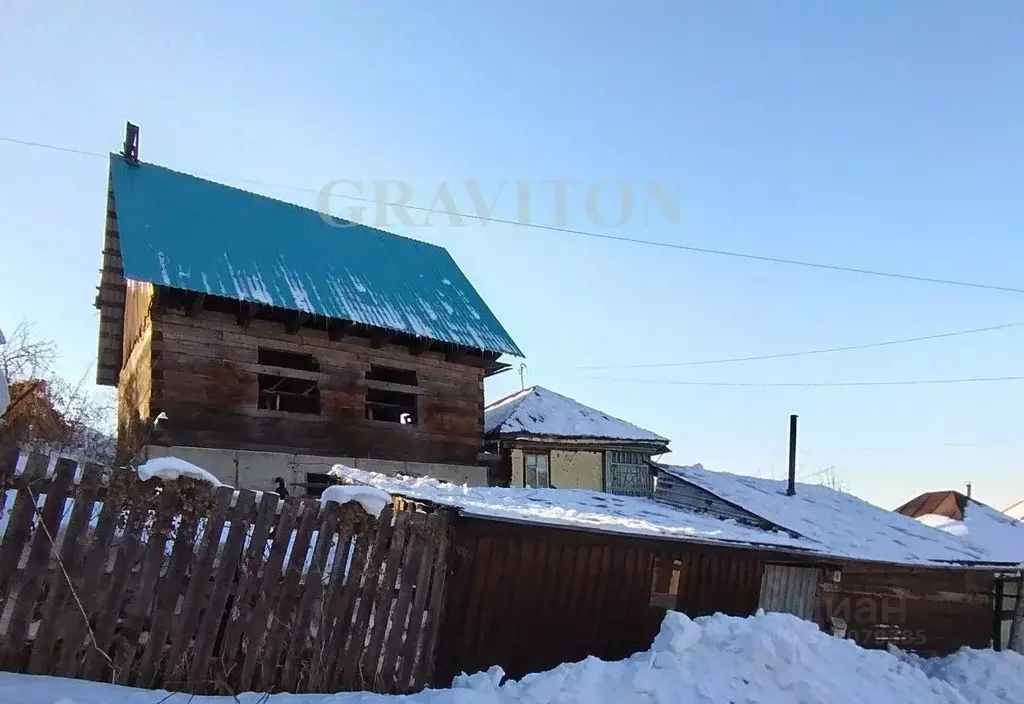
[484,386,669,445]
[656,464,1001,567]
[108,154,522,357]
[896,490,1024,564]
[332,464,1011,567]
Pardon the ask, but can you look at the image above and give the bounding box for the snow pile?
[3,611,1023,703]
[320,481,391,517]
[485,386,668,442]
[660,464,996,565]
[137,456,224,487]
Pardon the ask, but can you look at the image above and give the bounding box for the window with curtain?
[524,453,550,488]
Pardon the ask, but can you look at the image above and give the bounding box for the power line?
[3,133,1024,295]
[585,374,1024,388]
[558,320,1024,369]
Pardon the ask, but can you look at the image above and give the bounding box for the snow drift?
[2,611,1022,703]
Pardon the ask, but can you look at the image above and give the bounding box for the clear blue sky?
[2,2,1022,509]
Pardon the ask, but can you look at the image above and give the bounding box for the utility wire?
[559,320,1024,370]
[584,374,1024,388]
[3,134,1024,295]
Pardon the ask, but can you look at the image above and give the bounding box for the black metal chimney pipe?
[787,414,798,496]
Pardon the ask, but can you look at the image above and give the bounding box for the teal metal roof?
[109,155,522,356]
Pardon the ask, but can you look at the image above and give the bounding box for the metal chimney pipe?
[787,414,798,496]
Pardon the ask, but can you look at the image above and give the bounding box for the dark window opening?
[258,373,320,414]
[365,365,418,386]
[365,388,417,424]
[258,347,319,372]
[650,558,683,609]
[304,472,334,497]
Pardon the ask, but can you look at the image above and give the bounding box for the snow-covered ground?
[2,611,1021,703]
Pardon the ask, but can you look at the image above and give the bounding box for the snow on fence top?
[332,464,1017,568]
[484,386,669,443]
[659,464,1005,567]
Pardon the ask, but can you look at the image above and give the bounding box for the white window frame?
[524,453,550,488]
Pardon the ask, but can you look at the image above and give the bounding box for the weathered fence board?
[0,460,450,696]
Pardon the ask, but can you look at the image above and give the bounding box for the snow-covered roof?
[485,386,669,444]
[330,465,1013,566]
[898,491,1024,565]
[329,465,807,552]
[658,464,1002,567]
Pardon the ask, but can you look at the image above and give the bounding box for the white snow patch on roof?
[660,464,998,566]
[485,386,668,443]
[137,457,224,487]
[330,466,808,551]
[915,500,1024,564]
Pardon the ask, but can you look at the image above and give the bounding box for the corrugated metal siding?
[654,473,775,528]
[109,155,522,356]
[759,564,820,621]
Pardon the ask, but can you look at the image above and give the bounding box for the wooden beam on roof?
[370,330,392,349]
[409,339,431,356]
[328,320,352,342]
[186,292,206,317]
[284,310,307,334]
[237,302,256,328]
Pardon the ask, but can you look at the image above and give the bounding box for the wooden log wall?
[146,305,486,464]
[820,563,998,654]
[433,516,769,684]
[0,454,451,695]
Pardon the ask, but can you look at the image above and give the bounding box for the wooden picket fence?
[0,451,450,695]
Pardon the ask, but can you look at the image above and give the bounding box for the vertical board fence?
[0,451,450,695]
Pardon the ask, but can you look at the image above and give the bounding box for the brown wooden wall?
[433,517,770,684]
[116,283,154,460]
[144,306,486,464]
[819,563,997,655]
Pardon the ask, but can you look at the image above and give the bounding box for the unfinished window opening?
[258,347,319,372]
[650,557,683,609]
[365,365,418,386]
[524,453,550,488]
[257,374,320,414]
[304,472,334,498]
[365,388,418,424]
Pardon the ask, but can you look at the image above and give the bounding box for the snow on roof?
[658,464,1004,566]
[485,386,669,443]
[329,465,807,552]
[913,500,1024,564]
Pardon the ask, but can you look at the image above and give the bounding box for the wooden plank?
[360,510,413,683]
[188,489,258,685]
[84,504,147,681]
[56,488,125,678]
[0,461,46,621]
[238,499,299,691]
[280,501,343,691]
[307,504,364,692]
[321,508,375,691]
[256,500,320,691]
[413,512,450,690]
[164,485,233,683]
[396,515,440,690]
[378,512,426,691]
[111,494,175,685]
[27,465,101,674]
[219,491,280,667]
[135,512,200,688]
[506,537,537,676]
[339,505,395,686]
[3,460,76,671]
